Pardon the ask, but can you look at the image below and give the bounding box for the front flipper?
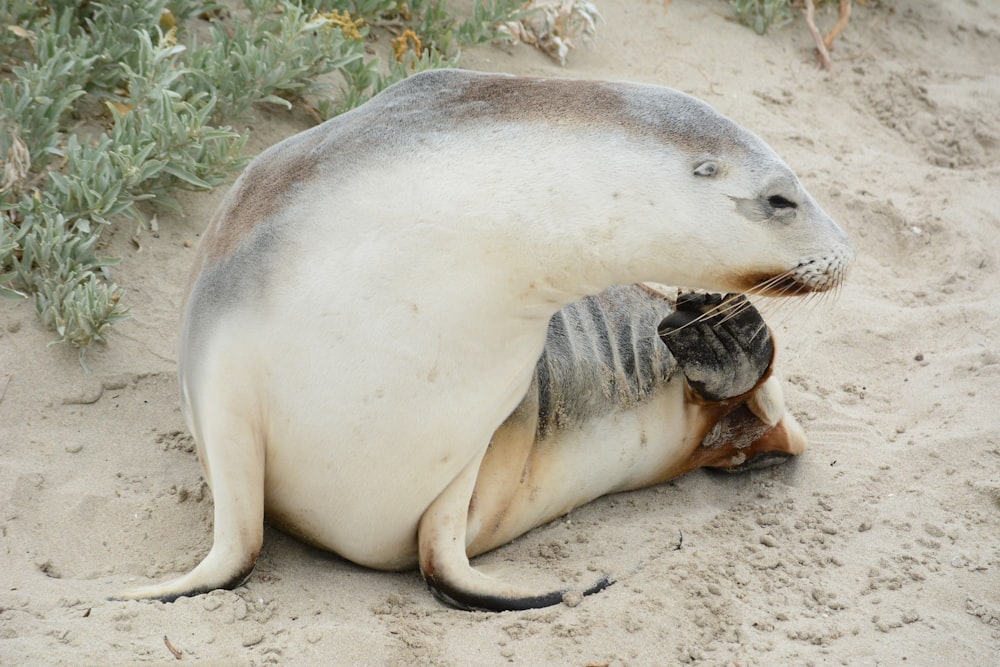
[657,293,774,402]
[418,448,612,612]
[657,293,808,473]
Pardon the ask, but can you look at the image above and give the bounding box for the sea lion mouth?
[741,271,820,297]
[737,258,849,297]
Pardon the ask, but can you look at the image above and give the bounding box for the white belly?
[206,259,548,569]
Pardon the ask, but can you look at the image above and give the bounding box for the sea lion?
[118,69,852,608]
[425,285,807,611]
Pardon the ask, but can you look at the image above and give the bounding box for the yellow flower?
[318,10,365,41]
[391,29,422,62]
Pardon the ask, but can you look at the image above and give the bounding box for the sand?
[1,1,998,664]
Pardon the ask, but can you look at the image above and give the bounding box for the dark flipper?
[657,293,774,401]
[425,571,614,612]
[419,447,615,612]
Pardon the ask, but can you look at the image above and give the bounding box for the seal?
[423,285,807,611]
[118,69,852,608]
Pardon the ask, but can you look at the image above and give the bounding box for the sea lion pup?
[426,285,806,611]
[118,69,852,607]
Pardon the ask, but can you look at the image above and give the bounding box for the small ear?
[693,160,719,177]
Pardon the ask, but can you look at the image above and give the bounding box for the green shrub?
[729,0,796,34]
[0,0,569,357]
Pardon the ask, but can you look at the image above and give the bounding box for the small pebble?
[63,383,104,405]
[760,535,778,548]
[65,443,83,454]
[101,376,131,391]
[242,630,264,647]
[561,591,583,608]
[202,596,223,612]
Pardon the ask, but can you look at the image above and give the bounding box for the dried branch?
[804,0,853,70]
[823,0,852,50]
[803,0,833,69]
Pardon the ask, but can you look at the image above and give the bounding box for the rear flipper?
[658,294,807,472]
[425,566,614,612]
[418,448,612,612]
[693,374,809,472]
[113,407,265,602]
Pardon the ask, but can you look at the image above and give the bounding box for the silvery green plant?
[456,0,525,44]
[0,0,565,357]
[729,0,796,34]
[183,4,367,121]
[1,9,249,354]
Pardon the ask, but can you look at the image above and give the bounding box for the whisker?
[657,294,734,334]
[684,293,756,328]
[656,262,848,341]
[716,298,756,325]
[755,296,796,331]
[746,268,802,299]
[748,320,770,343]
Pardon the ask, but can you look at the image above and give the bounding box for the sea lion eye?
[693,160,719,177]
[767,195,797,210]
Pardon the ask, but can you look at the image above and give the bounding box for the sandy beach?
[1,1,998,664]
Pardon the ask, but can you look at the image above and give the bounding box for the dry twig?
[163,635,183,660]
[824,0,852,50]
[804,0,853,70]
[803,0,832,69]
